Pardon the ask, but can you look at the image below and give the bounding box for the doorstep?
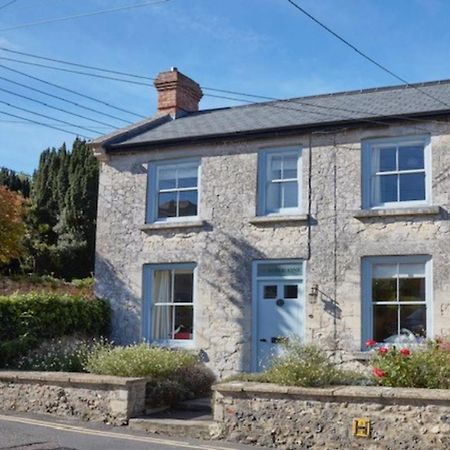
[128,409,215,440]
[130,398,215,440]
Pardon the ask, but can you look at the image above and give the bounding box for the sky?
[1,0,450,174]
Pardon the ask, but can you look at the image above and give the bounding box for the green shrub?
[14,336,111,372]
[71,278,94,289]
[370,340,450,389]
[84,343,198,378]
[0,293,110,366]
[264,342,363,387]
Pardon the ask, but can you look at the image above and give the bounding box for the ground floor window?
[362,256,431,346]
[144,264,195,343]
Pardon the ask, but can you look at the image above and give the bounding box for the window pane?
[151,305,173,340]
[174,305,193,339]
[398,146,424,171]
[174,271,193,303]
[266,182,281,212]
[158,167,177,190]
[270,156,282,180]
[264,285,277,299]
[158,192,177,218]
[378,174,397,203]
[374,304,398,342]
[372,278,397,302]
[284,284,298,299]
[398,263,425,278]
[400,304,426,337]
[283,155,298,179]
[378,147,396,172]
[282,182,298,208]
[178,190,198,217]
[399,278,425,302]
[399,173,425,201]
[178,165,198,188]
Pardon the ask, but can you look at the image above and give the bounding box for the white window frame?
[362,135,431,209]
[361,255,433,349]
[257,146,302,216]
[142,263,196,348]
[146,158,201,223]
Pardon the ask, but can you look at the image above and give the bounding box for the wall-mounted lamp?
[309,284,319,304]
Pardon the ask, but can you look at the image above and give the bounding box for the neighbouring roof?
[94,79,450,151]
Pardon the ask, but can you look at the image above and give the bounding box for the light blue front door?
[254,261,304,371]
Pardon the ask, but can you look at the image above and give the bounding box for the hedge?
[0,293,110,366]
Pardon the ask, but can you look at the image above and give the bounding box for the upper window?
[363,136,431,209]
[362,256,431,348]
[258,147,302,215]
[147,159,200,222]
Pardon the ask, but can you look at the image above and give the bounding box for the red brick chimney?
[154,67,203,118]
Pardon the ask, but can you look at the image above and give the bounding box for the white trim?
[362,135,431,209]
[251,259,305,371]
[257,146,303,216]
[361,255,433,349]
[142,262,197,349]
[146,157,201,224]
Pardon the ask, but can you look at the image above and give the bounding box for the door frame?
[251,259,306,372]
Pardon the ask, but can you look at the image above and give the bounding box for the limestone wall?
[213,382,450,449]
[95,119,450,377]
[0,371,146,425]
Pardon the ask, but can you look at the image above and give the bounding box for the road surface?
[0,412,265,450]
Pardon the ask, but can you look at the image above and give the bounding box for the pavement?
[0,412,266,450]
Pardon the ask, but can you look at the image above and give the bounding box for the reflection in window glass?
[264,285,277,299]
[284,284,298,299]
[368,260,428,343]
[370,141,426,206]
[155,161,199,220]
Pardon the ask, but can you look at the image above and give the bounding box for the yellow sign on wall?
[352,418,371,437]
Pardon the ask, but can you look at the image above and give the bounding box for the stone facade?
[0,371,146,425]
[212,382,450,449]
[94,119,450,378]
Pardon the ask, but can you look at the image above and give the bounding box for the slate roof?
[95,79,450,150]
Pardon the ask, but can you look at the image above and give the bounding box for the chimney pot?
[154,68,203,118]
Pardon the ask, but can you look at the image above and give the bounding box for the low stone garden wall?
[212,382,450,449]
[0,371,146,425]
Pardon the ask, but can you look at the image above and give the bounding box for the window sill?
[141,220,205,231]
[249,214,309,225]
[353,205,441,220]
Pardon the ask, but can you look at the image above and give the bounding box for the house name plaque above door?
[257,262,303,278]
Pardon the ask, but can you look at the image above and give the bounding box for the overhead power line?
[0,0,17,11]
[0,48,446,129]
[0,110,90,139]
[285,0,450,110]
[0,86,117,128]
[0,119,111,127]
[0,64,146,118]
[0,99,100,134]
[0,46,155,81]
[0,0,170,32]
[0,74,134,124]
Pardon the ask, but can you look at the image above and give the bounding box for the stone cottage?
[91,68,450,377]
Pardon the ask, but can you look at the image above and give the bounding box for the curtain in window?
[151,270,171,340]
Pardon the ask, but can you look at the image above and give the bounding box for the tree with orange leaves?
[0,186,25,265]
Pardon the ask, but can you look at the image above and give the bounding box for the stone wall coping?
[213,381,450,404]
[353,205,441,219]
[0,371,147,389]
[249,214,309,225]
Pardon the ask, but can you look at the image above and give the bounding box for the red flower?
[366,339,377,348]
[372,367,385,378]
[378,346,389,355]
[400,348,411,357]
